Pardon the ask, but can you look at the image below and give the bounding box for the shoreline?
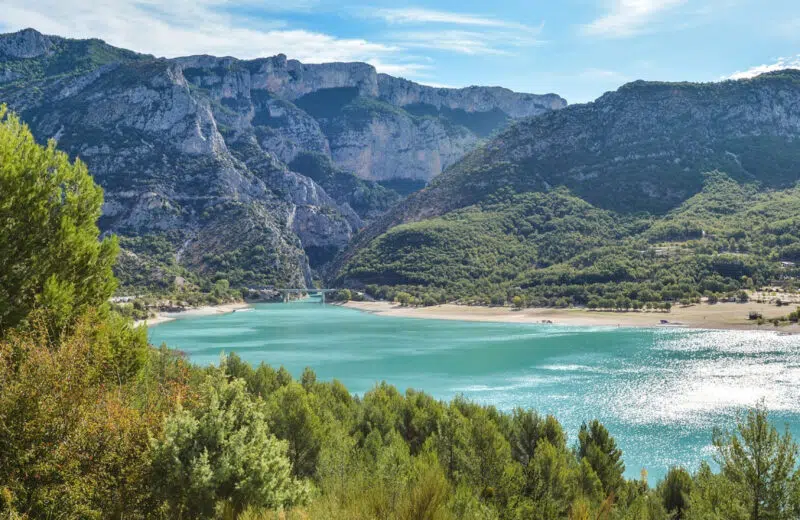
[341,301,800,333]
[135,301,252,328]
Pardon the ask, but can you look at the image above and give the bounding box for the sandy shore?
[342,301,800,333]
[135,302,252,328]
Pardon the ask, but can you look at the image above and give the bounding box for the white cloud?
[726,55,800,80]
[1,0,404,65]
[367,7,536,32]
[416,81,460,89]
[583,0,688,38]
[365,59,432,77]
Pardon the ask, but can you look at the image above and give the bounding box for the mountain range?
[3,28,800,303]
[0,28,564,291]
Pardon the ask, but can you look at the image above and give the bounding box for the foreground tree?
[0,105,118,336]
[712,404,800,520]
[578,420,625,499]
[0,313,161,518]
[659,467,692,519]
[149,370,307,518]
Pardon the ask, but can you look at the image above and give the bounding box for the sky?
[2,0,799,103]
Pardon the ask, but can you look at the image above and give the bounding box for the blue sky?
[3,0,799,102]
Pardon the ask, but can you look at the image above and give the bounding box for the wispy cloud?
[578,68,626,80]
[359,6,544,56]
[390,30,539,56]
[1,0,411,67]
[726,55,800,80]
[416,81,460,89]
[367,7,536,32]
[365,59,432,77]
[583,0,688,38]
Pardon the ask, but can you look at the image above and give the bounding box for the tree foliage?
[0,105,118,336]
[341,174,800,308]
[712,403,800,519]
[149,370,307,518]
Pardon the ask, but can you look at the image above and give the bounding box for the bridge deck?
[277,288,337,293]
[276,288,338,303]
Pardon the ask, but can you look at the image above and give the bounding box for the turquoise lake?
[149,302,800,482]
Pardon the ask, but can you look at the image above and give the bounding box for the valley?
[4,17,800,518]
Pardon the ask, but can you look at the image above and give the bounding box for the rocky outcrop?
[0,28,54,58]
[171,52,566,182]
[377,74,567,118]
[326,112,477,181]
[254,99,331,164]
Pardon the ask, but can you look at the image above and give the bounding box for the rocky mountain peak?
[0,28,55,59]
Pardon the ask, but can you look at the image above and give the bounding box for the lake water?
[149,302,800,482]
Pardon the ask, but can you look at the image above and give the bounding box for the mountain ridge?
[335,70,800,305]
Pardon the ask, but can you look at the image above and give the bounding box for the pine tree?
[0,105,118,336]
[578,420,625,499]
[713,403,800,520]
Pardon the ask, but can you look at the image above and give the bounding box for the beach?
[342,301,800,332]
[135,302,252,328]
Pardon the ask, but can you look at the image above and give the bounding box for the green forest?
[3,104,800,520]
[340,173,800,308]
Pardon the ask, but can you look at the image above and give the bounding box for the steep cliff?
[0,28,563,290]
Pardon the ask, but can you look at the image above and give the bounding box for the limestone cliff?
[0,28,565,289]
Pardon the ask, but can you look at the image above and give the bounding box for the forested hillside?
[337,72,800,306]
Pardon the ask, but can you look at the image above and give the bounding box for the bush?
[336,289,352,302]
[395,292,412,306]
[150,371,307,518]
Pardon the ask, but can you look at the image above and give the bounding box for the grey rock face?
[255,99,331,164]
[173,52,566,182]
[256,55,380,100]
[0,28,54,58]
[328,113,477,181]
[377,74,567,118]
